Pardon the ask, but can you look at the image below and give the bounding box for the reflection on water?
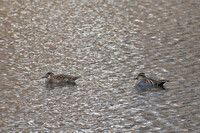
[1,0,200,132]
[45,82,77,90]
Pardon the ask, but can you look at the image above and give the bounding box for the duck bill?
[133,77,138,80]
[42,75,48,78]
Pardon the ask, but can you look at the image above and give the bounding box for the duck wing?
[55,74,68,81]
[64,75,80,81]
[141,78,156,87]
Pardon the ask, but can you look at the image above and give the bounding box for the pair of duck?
[42,72,169,90]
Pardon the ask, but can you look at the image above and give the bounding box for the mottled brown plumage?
[42,72,80,84]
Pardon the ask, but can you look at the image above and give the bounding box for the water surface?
[0,0,200,132]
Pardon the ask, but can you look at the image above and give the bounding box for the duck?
[42,72,80,84]
[134,73,169,90]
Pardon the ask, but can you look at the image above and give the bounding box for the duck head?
[134,73,146,80]
[42,72,54,78]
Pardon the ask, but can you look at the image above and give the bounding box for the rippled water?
[1,0,200,132]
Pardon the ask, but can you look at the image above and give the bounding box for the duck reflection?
[44,81,77,90]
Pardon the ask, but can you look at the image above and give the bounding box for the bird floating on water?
[42,72,80,84]
[134,73,169,91]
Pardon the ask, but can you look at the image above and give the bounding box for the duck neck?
[141,75,147,79]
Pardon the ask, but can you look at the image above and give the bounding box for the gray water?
[1,0,200,132]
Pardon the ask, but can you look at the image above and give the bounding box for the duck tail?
[74,76,81,80]
[69,76,81,81]
[158,80,170,87]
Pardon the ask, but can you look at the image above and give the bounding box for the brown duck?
[42,72,80,84]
